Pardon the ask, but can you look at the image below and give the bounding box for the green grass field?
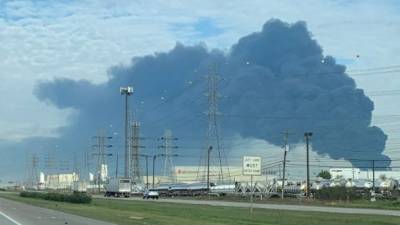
[178,195,400,210]
[0,193,399,225]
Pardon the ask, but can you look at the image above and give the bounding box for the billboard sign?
[243,156,262,176]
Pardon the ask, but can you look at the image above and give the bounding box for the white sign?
[243,156,262,176]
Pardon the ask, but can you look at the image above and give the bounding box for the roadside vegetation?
[317,170,332,179]
[19,191,92,204]
[314,186,365,201]
[170,193,400,210]
[0,192,399,225]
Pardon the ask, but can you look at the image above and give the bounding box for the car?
[143,190,159,199]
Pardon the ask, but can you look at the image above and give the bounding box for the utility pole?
[372,160,375,192]
[141,154,150,189]
[115,153,119,177]
[152,154,159,189]
[304,132,313,198]
[281,131,290,199]
[159,130,178,183]
[120,86,134,178]
[207,146,213,192]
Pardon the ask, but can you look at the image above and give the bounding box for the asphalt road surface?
[96,195,400,217]
[0,197,115,225]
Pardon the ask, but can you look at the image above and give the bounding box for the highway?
[0,197,115,225]
[96,195,400,217]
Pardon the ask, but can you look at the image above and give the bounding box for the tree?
[317,170,331,180]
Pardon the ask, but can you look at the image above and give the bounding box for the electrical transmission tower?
[44,151,56,189]
[159,130,178,183]
[83,149,90,181]
[129,121,145,183]
[25,153,39,189]
[92,129,112,190]
[198,65,230,184]
[73,152,80,179]
[58,159,70,190]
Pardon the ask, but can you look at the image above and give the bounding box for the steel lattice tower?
[130,121,142,183]
[160,130,178,183]
[92,129,112,188]
[198,65,230,184]
[44,151,56,188]
[25,153,39,189]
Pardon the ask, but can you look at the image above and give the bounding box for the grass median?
[174,195,400,211]
[0,192,399,225]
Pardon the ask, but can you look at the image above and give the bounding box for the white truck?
[104,177,131,197]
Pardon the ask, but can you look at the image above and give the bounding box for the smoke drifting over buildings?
[34,19,388,167]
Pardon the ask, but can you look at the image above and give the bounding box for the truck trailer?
[104,177,131,197]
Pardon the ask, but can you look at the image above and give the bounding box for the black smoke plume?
[34,19,388,168]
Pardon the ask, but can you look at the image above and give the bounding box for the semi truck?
[104,177,131,197]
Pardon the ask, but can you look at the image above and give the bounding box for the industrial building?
[45,172,79,190]
[329,168,400,180]
[174,166,266,183]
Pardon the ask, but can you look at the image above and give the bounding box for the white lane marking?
[0,211,23,225]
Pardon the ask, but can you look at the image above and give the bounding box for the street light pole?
[152,154,157,189]
[304,132,313,198]
[120,86,133,178]
[207,146,213,192]
[372,160,375,191]
[281,132,289,199]
[144,155,149,189]
[115,153,119,177]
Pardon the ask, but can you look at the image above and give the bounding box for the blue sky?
[1,0,400,179]
[170,17,224,39]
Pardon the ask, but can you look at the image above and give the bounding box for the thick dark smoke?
[34,19,388,168]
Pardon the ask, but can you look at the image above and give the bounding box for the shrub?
[65,192,92,203]
[314,187,363,201]
[317,170,332,180]
[20,191,45,198]
[20,191,91,204]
